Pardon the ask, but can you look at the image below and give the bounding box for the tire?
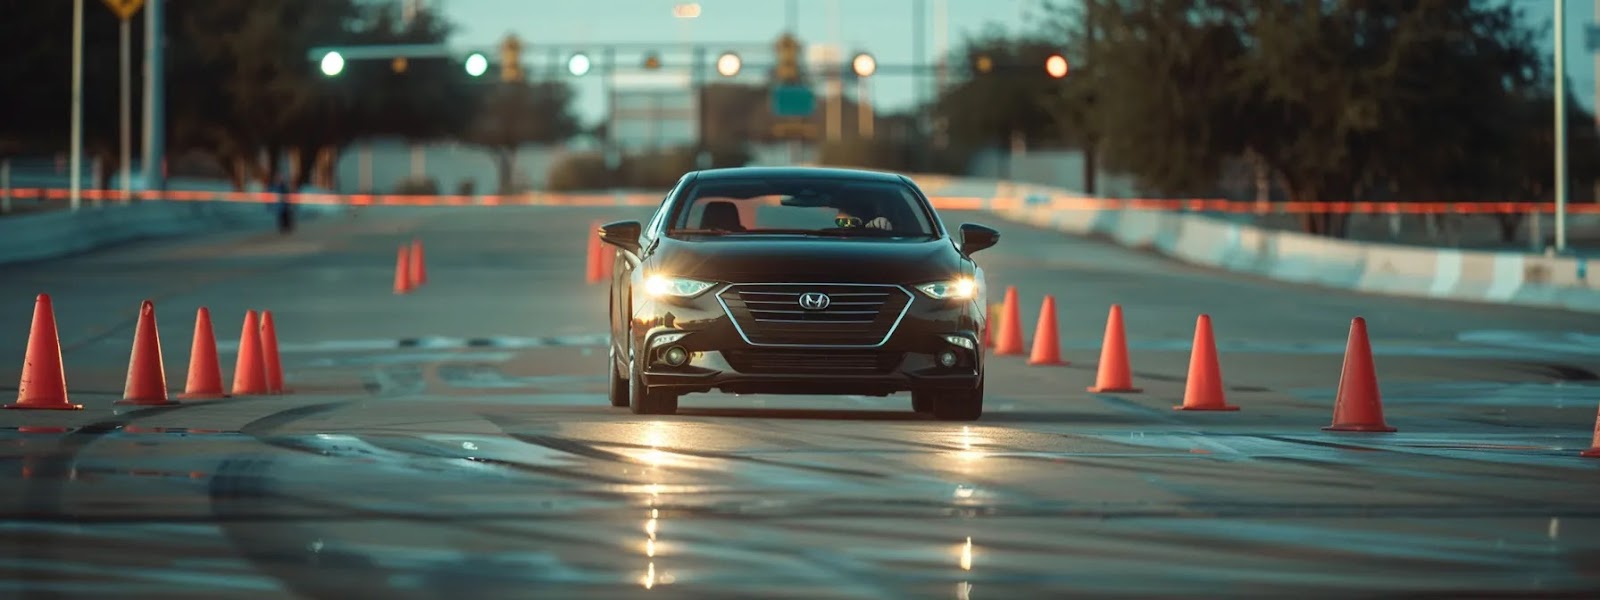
[607,294,630,407]
[628,337,679,415]
[911,392,935,413]
[607,343,630,407]
[930,382,983,422]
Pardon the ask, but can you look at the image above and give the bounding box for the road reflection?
[638,420,679,590]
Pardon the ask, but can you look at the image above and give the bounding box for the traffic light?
[465,52,488,77]
[500,34,524,82]
[1045,53,1069,79]
[774,33,801,83]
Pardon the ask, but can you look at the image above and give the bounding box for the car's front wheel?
[628,338,679,415]
[920,382,983,421]
[607,344,629,407]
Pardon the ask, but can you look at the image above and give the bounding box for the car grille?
[722,349,904,374]
[717,283,913,347]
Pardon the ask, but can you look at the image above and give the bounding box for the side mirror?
[599,220,643,254]
[959,223,999,255]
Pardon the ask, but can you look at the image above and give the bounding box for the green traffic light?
[465,53,489,77]
[320,51,345,77]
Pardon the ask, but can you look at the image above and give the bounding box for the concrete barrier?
[0,200,343,267]
[973,179,1600,313]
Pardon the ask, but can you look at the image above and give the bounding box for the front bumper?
[632,285,984,397]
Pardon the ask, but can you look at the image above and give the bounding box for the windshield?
[667,178,937,239]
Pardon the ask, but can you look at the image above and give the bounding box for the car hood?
[652,236,967,284]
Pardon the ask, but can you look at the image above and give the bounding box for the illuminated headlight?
[916,277,978,300]
[942,335,976,350]
[644,274,715,298]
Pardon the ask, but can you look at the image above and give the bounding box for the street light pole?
[70,0,84,211]
[143,0,166,192]
[1556,0,1569,252]
[120,15,132,203]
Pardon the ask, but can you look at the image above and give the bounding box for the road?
[2,204,1599,598]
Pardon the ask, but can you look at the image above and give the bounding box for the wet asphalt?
[1,204,1600,598]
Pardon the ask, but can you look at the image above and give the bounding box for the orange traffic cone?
[231,310,269,395]
[586,220,604,284]
[1176,314,1237,411]
[394,245,412,294]
[599,244,614,281]
[1088,304,1141,393]
[117,300,176,406]
[994,287,1024,356]
[1581,402,1600,457]
[1027,295,1066,366]
[261,310,285,394]
[409,238,427,288]
[6,294,81,410]
[1323,317,1396,432]
[181,307,226,399]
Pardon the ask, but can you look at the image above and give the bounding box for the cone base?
[1322,423,1397,432]
[1088,386,1142,393]
[5,402,83,410]
[114,398,180,406]
[1581,447,1600,457]
[1175,404,1239,411]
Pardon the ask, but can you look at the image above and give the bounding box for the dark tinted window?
[668,178,935,239]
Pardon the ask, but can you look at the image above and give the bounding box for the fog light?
[662,346,689,366]
[937,350,959,368]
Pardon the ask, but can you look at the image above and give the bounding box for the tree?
[463,80,580,193]
[1043,0,1564,237]
[933,30,1079,152]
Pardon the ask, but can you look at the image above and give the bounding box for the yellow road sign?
[102,0,144,20]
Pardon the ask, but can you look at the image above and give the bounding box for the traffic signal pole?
[143,0,165,191]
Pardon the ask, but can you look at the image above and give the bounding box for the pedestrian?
[271,177,295,234]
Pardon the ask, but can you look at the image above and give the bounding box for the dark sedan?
[598,167,999,420]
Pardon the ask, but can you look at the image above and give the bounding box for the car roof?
[688,166,910,184]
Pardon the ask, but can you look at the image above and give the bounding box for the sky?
[433,0,1600,126]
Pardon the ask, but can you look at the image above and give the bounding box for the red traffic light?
[1045,54,1069,79]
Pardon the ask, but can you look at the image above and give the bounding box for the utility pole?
[1556,0,1570,252]
[70,0,84,211]
[120,7,132,202]
[143,0,165,192]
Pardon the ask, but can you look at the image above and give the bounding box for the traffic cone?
[1027,295,1066,366]
[231,310,269,395]
[180,307,226,399]
[393,245,412,294]
[116,300,176,406]
[1581,402,1600,457]
[6,294,80,410]
[1176,314,1238,411]
[586,220,604,284]
[409,238,427,288]
[994,287,1024,356]
[1323,317,1396,432]
[261,310,285,394]
[1088,304,1141,393]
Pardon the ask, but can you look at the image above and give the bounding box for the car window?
[668,178,936,238]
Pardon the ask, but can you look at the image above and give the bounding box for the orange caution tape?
[5,186,1599,214]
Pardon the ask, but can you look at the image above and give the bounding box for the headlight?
[916,277,978,300]
[644,274,716,298]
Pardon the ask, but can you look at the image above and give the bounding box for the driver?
[834,206,892,231]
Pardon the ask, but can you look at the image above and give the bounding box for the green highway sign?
[771,85,815,118]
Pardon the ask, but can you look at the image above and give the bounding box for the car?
[598,166,1000,420]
